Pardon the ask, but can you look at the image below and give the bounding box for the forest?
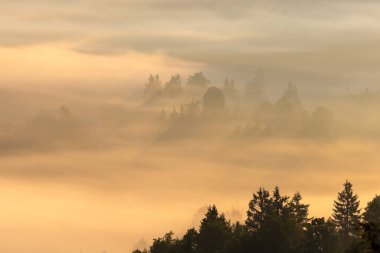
[133,181,380,253]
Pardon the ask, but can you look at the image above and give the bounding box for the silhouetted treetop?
[333,180,361,242]
[364,195,380,225]
[139,182,380,253]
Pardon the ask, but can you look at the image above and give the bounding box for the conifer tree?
[144,74,162,98]
[246,188,273,231]
[290,192,310,226]
[300,218,338,253]
[272,186,289,216]
[332,180,361,240]
[197,205,231,253]
[363,195,380,225]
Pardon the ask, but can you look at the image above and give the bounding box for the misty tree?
[163,74,183,98]
[302,106,335,138]
[202,87,226,119]
[170,107,179,120]
[332,180,361,241]
[144,74,162,98]
[223,78,238,101]
[245,73,266,105]
[364,195,380,225]
[187,72,208,89]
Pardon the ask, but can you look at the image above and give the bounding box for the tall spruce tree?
[290,192,310,227]
[332,180,361,240]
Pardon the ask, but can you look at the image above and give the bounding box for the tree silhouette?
[150,231,179,253]
[180,228,198,253]
[364,195,380,225]
[197,205,232,253]
[246,188,273,231]
[290,192,310,227]
[138,183,380,253]
[300,218,339,253]
[246,187,305,253]
[332,180,361,243]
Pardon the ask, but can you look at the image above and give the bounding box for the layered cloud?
[2,0,380,88]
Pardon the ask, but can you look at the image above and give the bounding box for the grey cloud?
[0,30,81,47]
[74,33,226,55]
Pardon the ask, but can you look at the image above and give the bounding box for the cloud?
[0,30,79,47]
[2,0,380,89]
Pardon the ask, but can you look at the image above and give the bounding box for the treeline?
[144,72,336,140]
[133,181,380,253]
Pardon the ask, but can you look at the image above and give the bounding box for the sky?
[2,1,380,253]
[2,0,380,90]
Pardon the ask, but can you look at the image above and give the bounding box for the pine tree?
[197,205,232,253]
[246,188,273,231]
[290,192,310,226]
[332,180,361,240]
[144,74,162,98]
[272,186,289,216]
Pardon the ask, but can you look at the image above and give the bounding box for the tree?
[187,72,208,89]
[332,180,361,241]
[300,218,339,253]
[163,74,183,98]
[245,72,266,107]
[246,187,305,253]
[223,78,238,101]
[227,222,252,253]
[150,231,179,253]
[272,186,290,216]
[132,250,148,253]
[144,74,162,98]
[197,205,232,253]
[180,228,198,253]
[290,192,310,227]
[364,195,380,225]
[246,188,273,231]
[202,87,225,118]
[347,222,380,253]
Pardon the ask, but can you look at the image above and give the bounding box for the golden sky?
[1,1,380,252]
[2,0,380,89]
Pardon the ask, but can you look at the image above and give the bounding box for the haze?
[1,1,380,252]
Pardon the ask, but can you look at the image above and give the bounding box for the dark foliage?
[135,181,380,253]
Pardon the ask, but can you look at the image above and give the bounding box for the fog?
[1,0,380,252]
[0,76,380,252]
